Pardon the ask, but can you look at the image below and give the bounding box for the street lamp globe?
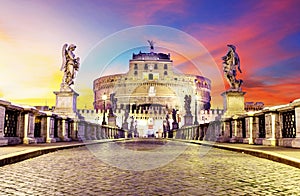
[102,93,107,101]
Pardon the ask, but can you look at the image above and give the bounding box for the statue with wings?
[61,43,80,88]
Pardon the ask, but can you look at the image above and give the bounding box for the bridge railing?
[173,98,300,148]
[0,99,127,146]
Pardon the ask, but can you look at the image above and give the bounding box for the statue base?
[172,122,178,130]
[122,122,128,130]
[183,114,193,127]
[221,90,246,117]
[53,86,79,117]
[108,115,117,127]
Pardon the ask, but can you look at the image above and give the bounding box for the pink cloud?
[186,0,300,73]
[183,0,300,106]
[114,0,187,25]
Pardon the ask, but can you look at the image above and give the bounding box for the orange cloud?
[182,1,300,107]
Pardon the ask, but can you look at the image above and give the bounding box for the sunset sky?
[0,0,299,109]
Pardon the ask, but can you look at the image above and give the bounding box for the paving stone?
[0,141,300,195]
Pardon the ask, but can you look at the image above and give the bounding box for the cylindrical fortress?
[93,50,211,118]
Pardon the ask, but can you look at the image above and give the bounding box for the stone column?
[244,115,254,144]
[61,118,71,141]
[248,116,254,144]
[292,104,300,147]
[230,117,238,143]
[23,113,36,144]
[92,125,97,140]
[263,112,278,146]
[0,106,8,146]
[77,121,86,141]
[61,119,66,140]
[96,125,102,139]
[71,120,78,140]
[46,115,56,143]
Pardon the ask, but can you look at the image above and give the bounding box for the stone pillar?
[92,125,97,140]
[263,112,278,146]
[292,103,300,147]
[0,106,8,146]
[295,107,300,138]
[96,125,102,139]
[46,115,56,143]
[108,115,117,127]
[61,119,66,140]
[85,123,90,140]
[23,113,36,144]
[230,117,238,143]
[77,121,86,141]
[244,115,254,144]
[248,116,254,144]
[71,120,78,140]
[184,115,193,126]
[61,118,71,141]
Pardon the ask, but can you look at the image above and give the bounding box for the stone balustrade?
[176,98,300,148]
[0,99,126,146]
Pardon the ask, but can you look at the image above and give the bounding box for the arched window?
[149,73,153,80]
[134,71,138,75]
[134,64,138,69]
[164,71,168,75]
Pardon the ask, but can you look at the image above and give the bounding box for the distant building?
[93,47,211,115]
[91,45,213,135]
[245,102,264,111]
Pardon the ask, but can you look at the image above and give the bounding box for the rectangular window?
[164,64,168,69]
[134,64,138,69]
[34,116,42,137]
[282,110,296,138]
[258,115,265,138]
[4,110,18,137]
[149,73,153,80]
[154,64,158,69]
[144,64,148,70]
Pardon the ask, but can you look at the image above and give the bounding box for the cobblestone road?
[1,140,300,195]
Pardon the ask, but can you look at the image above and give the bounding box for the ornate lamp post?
[102,93,107,125]
[163,120,167,138]
[194,93,199,125]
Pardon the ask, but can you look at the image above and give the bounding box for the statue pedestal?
[108,115,117,127]
[53,87,79,117]
[53,87,80,141]
[221,90,246,117]
[122,122,128,130]
[184,114,193,127]
[172,122,178,130]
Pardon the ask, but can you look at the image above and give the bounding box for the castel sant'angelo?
[91,42,212,135]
